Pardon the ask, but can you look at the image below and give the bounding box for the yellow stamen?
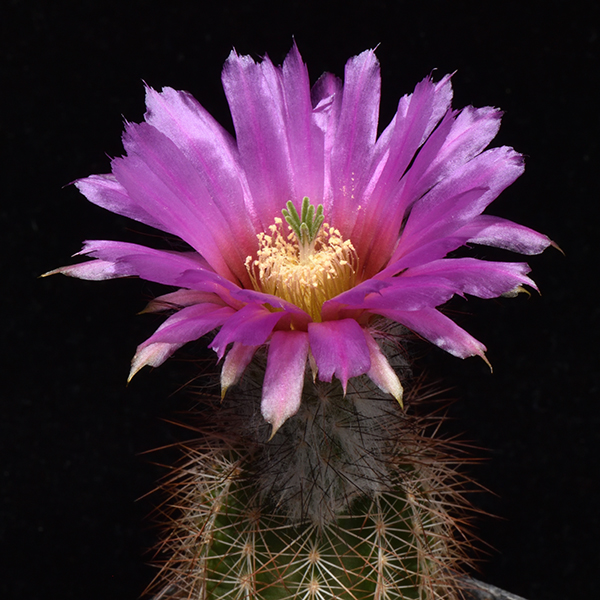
[245,216,358,322]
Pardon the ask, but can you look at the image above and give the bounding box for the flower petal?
[58,240,238,293]
[308,319,371,392]
[376,307,488,361]
[386,146,525,271]
[209,303,286,361]
[457,214,554,255]
[75,174,164,231]
[327,49,381,238]
[142,289,226,313]
[405,257,537,298]
[335,275,457,312]
[352,74,453,271]
[113,122,247,282]
[364,331,404,405]
[221,342,259,398]
[311,72,343,205]
[222,45,324,230]
[261,330,309,436]
[144,85,260,264]
[129,304,235,379]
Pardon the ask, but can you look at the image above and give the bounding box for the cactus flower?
[47,44,552,434]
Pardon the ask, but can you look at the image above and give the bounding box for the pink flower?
[47,45,552,434]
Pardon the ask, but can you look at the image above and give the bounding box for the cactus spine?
[150,333,475,600]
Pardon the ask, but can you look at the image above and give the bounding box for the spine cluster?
[149,330,477,600]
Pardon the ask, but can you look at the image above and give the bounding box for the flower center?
[245,197,358,322]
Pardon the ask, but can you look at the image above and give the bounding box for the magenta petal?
[311,72,343,205]
[364,74,454,212]
[396,147,525,261]
[144,86,260,262]
[376,307,487,360]
[308,319,371,391]
[405,258,537,298]
[42,259,124,281]
[129,304,235,379]
[71,240,234,290]
[364,331,403,403]
[209,303,285,360]
[379,235,471,274]
[340,275,457,312]
[280,44,326,205]
[261,331,309,435]
[321,278,391,317]
[401,105,503,213]
[222,45,324,230]
[327,50,381,238]
[351,75,453,270]
[457,214,554,255]
[231,288,312,326]
[141,304,235,346]
[114,122,248,282]
[143,289,225,313]
[75,174,164,231]
[221,342,258,397]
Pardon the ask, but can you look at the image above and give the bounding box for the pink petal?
[261,330,309,436]
[375,307,488,361]
[390,146,525,265]
[405,257,537,298]
[142,289,226,313]
[75,174,164,231]
[364,331,404,404]
[231,287,312,328]
[144,85,260,265]
[308,319,371,392]
[129,304,235,379]
[360,103,503,277]
[352,75,453,258]
[65,240,236,293]
[280,44,326,205]
[378,234,471,273]
[42,259,125,281]
[400,105,503,213]
[209,303,286,360]
[457,214,554,255]
[311,72,343,206]
[322,278,391,317]
[326,49,381,239]
[220,342,258,397]
[334,275,457,312]
[222,45,324,231]
[113,122,247,283]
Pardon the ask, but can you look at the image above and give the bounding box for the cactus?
[149,332,476,600]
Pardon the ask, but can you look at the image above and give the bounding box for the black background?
[3,1,598,599]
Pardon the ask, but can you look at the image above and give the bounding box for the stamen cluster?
[246,204,358,322]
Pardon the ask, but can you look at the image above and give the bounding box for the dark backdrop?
[3,1,598,599]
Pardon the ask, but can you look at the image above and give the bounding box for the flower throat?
[246,197,358,322]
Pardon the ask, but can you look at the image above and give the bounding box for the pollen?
[245,200,358,322]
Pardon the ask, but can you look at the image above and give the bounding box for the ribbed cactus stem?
[150,333,474,600]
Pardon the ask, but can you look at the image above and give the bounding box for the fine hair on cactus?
[147,327,481,600]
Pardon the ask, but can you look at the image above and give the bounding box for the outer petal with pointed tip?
[364,331,404,404]
[377,307,488,361]
[209,303,286,361]
[261,331,309,435]
[308,319,371,392]
[129,304,235,379]
[221,342,259,397]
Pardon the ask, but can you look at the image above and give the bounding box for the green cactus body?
[152,336,472,600]
[163,453,460,600]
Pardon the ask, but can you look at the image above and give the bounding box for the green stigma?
[282,197,324,251]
